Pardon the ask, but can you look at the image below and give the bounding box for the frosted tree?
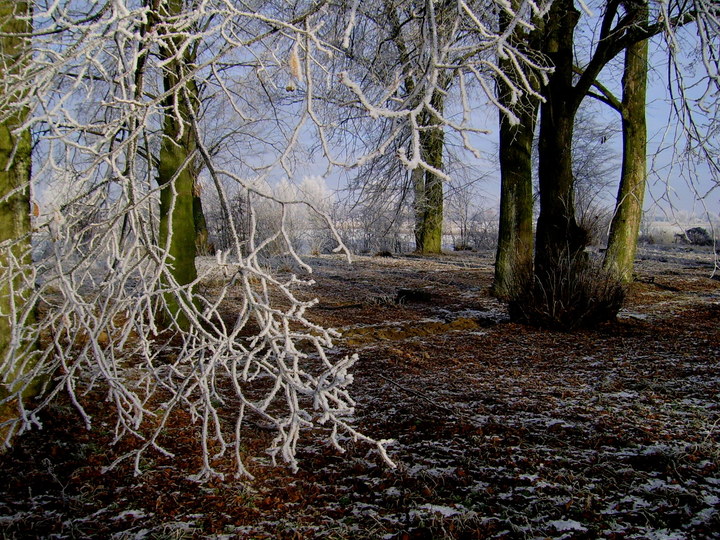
[0,0,398,479]
[8,0,714,478]
[317,0,554,254]
[0,0,36,422]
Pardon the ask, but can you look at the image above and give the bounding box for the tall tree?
[155,0,200,328]
[381,0,452,254]
[534,0,586,274]
[0,0,38,424]
[336,1,553,257]
[534,0,686,274]
[414,87,447,254]
[604,1,649,282]
[492,4,542,297]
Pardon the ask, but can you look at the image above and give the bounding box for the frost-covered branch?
[1,0,400,480]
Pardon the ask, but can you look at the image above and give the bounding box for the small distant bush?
[508,250,626,331]
[638,233,655,245]
[685,227,713,246]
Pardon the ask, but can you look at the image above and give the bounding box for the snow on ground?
[0,246,718,538]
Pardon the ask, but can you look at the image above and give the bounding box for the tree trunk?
[492,6,541,298]
[156,0,198,329]
[0,0,39,422]
[193,180,214,255]
[412,165,425,250]
[386,0,446,255]
[604,4,649,282]
[493,102,537,297]
[414,90,445,254]
[535,0,586,274]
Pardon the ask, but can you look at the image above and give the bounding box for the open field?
[1,246,719,539]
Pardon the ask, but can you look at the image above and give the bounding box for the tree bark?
[604,2,649,282]
[493,99,537,297]
[492,6,541,298]
[156,0,198,328]
[414,90,445,254]
[535,0,587,274]
[0,0,39,421]
[412,164,425,250]
[193,181,213,255]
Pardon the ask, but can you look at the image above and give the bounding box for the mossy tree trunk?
[156,0,199,329]
[385,0,447,256]
[414,89,445,255]
[533,0,664,280]
[0,0,39,421]
[492,6,541,298]
[604,2,649,283]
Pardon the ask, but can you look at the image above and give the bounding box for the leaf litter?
[0,246,718,539]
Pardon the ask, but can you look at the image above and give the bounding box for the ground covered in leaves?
[1,246,719,539]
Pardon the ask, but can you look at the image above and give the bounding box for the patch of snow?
[469,480,490,492]
[642,529,687,540]
[546,418,575,429]
[691,506,718,525]
[641,443,674,456]
[418,503,462,517]
[111,529,152,540]
[471,414,490,425]
[605,391,639,399]
[406,463,457,479]
[0,513,33,525]
[603,495,653,514]
[641,478,687,493]
[547,519,588,532]
[617,311,650,321]
[112,510,149,521]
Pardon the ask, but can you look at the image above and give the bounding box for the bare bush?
[684,227,714,246]
[508,251,626,331]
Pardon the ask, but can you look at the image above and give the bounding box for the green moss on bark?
[604,3,649,283]
[0,0,40,426]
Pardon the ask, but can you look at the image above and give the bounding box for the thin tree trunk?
[193,180,213,255]
[604,3,649,282]
[0,0,39,423]
[412,165,425,250]
[156,0,198,329]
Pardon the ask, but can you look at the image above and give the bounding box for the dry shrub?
[508,251,626,331]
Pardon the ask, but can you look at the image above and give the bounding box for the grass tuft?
[508,250,626,331]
